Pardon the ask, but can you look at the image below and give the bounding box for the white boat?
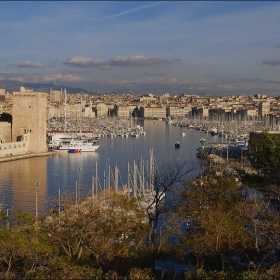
[210,128,218,135]
[166,117,173,124]
[131,132,140,137]
[48,133,77,149]
[58,139,100,152]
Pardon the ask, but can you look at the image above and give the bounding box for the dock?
[0,151,55,163]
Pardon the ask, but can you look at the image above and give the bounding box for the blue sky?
[1,1,280,96]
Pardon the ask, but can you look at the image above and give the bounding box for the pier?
[0,151,55,163]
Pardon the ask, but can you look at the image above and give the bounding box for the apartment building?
[166,105,192,118]
[0,88,5,102]
[192,106,209,118]
[208,108,233,120]
[259,101,270,117]
[84,102,95,118]
[113,105,137,118]
[47,104,62,120]
[139,105,166,119]
[139,93,157,102]
[236,107,258,119]
[94,102,109,117]
[50,89,63,102]
[114,105,129,118]
[67,102,82,119]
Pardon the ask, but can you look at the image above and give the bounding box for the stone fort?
[0,86,48,157]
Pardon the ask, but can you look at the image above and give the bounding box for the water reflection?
[0,120,217,215]
[1,157,47,216]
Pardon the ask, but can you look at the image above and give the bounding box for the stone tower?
[12,86,48,153]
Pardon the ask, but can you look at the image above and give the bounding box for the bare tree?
[143,157,198,247]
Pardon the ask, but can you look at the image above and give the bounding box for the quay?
[0,151,55,163]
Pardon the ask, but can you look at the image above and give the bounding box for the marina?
[0,119,210,215]
[0,116,270,216]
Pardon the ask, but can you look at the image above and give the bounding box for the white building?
[50,89,64,102]
[259,101,270,117]
[167,105,192,118]
[95,102,108,117]
[139,105,166,119]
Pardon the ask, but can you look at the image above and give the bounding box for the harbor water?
[0,120,218,216]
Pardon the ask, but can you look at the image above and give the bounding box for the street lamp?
[58,188,61,224]
[36,182,40,217]
[78,168,82,201]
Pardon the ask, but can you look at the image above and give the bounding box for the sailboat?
[48,89,77,149]
[57,93,100,152]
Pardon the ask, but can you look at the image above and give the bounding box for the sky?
[1,1,280,96]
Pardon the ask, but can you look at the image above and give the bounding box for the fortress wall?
[0,138,28,157]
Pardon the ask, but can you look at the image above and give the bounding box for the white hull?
[48,133,77,149]
[57,139,100,152]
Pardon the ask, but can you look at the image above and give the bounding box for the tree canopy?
[240,130,280,192]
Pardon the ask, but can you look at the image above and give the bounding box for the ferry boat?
[48,133,77,149]
[58,139,100,152]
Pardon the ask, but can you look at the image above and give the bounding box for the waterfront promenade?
[0,151,55,163]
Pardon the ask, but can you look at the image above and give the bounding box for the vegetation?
[1,140,280,279]
[0,191,155,279]
[239,130,280,192]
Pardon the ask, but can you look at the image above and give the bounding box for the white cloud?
[64,57,107,68]
[64,55,176,69]
[97,2,164,20]
[110,55,164,67]
[18,61,45,68]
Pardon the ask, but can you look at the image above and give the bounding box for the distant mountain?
[0,80,182,96]
[0,80,96,95]
[108,89,137,95]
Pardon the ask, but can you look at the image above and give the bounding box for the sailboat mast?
[64,88,67,133]
[80,94,82,137]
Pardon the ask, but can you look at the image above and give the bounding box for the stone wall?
[0,134,28,157]
[0,122,11,143]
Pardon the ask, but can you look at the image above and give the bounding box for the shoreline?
[0,151,56,163]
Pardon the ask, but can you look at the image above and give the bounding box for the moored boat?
[68,148,81,153]
[48,133,77,149]
[58,139,100,152]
